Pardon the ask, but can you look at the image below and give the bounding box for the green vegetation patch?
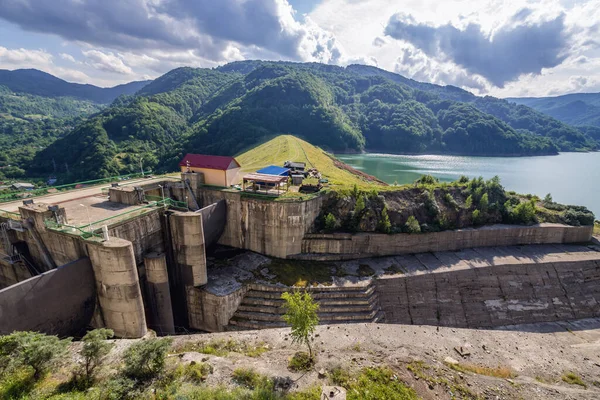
[562,371,587,388]
[172,338,269,358]
[263,259,343,287]
[330,366,418,400]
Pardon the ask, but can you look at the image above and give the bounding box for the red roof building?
[179,154,241,187]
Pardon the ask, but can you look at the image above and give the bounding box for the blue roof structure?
[256,165,290,176]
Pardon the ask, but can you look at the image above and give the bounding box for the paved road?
[0,175,178,212]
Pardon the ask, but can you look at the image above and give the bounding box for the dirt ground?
[125,318,600,399]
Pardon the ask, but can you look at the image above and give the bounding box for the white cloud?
[60,53,76,63]
[0,46,53,66]
[82,50,134,75]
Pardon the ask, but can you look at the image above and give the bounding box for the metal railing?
[0,209,20,220]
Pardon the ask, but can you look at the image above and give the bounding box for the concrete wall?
[300,224,593,260]
[187,286,248,332]
[0,260,32,289]
[108,209,164,264]
[0,258,96,337]
[195,189,324,258]
[196,200,227,247]
[376,256,600,328]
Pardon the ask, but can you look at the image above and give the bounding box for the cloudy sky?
[0,0,599,97]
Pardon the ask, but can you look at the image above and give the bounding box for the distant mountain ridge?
[28,60,600,183]
[0,69,151,104]
[507,92,600,127]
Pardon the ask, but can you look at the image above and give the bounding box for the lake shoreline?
[334,149,600,158]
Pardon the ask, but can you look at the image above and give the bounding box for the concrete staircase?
[228,282,384,330]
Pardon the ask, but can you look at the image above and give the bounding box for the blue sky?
[0,0,599,97]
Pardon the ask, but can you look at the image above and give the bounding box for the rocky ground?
[127,318,600,400]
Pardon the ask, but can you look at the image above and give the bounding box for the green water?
[336,152,600,217]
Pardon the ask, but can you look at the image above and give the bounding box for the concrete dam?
[0,172,598,338]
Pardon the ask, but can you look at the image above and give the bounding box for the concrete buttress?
[144,251,175,335]
[87,238,148,338]
[169,212,207,287]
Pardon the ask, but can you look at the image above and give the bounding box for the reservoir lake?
[336,152,600,218]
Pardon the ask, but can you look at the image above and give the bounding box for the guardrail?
[0,209,20,220]
[0,171,154,203]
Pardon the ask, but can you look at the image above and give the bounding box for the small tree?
[480,193,489,213]
[80,328,114,381]
[0,332,71,379]
[404,216,421,234]
[377,207,392,234]
[543,193,553,205]
[281,291,319,359]
[324,213,337,233]
[472,209,482,225]
[123,338,173,381]
[465,195,473,209]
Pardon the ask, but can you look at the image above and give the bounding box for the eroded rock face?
[317,187,504,234]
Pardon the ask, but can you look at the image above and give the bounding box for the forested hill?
[0,69,150,104]
[23,61,600,182]
[507,93,600,128]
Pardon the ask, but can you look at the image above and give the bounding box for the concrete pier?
[169,212,207,287]
[144,251,175,335]
[87,238,147,338]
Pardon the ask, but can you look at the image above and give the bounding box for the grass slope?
[235,135,385,188]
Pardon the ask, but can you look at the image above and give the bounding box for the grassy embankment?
[236,135,385,191]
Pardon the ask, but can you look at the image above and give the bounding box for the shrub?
[183,361,213,383]
[472,209,482,225]
[543,193,553,205]
[404,216,421,234]
[458,175,469,184]
[232,367,264,389]
[377,207,391,234]
[80,328,114,381]
[288,351,314,372]
[505,200,537,225]
[480,193,489,213]
[562,372,586,388]
[123,338,173,381]
[357,264,375,277]
[424,191,439,218]
[465,195,473,209]
[416,175,438,185]
[0,331,71,380]
[98,376,139,400]
[324,213,337,233]
[281,291,319,359]
[443,192,458,210]
[562,208,595,226]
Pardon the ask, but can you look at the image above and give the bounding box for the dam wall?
[299,224,593,260]
[376,244,600,328]
[107,209,164,264]
[0,259,32,289]
[0,258,96,336]
[195,188,323,258]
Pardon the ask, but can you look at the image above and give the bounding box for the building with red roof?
[179,154,241,187]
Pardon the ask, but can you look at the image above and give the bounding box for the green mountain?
[507,93,600,128]
[22,61,600,182]
[0,69,150,104]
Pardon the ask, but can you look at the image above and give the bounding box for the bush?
[0,331,71,380]
[232,367,264,389]
[443,192,458,210]
[505,200,537,225]
[480,193,489,213]
[458,175,470,184]
[98,376,139,400]
[324,213,337,233]
[562,208,595,226]
[357,264,375,277]
[377,207,391,234]
[472,209,482,225]
[543,193,553,205]
[465,195,473,209]
[183,361,213,383]
[424,191,439,218]
[404,216,421,234]
[123,338,173,381]
[288,351,314,372]
[416,175,438,185]
[81,328,114,381]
